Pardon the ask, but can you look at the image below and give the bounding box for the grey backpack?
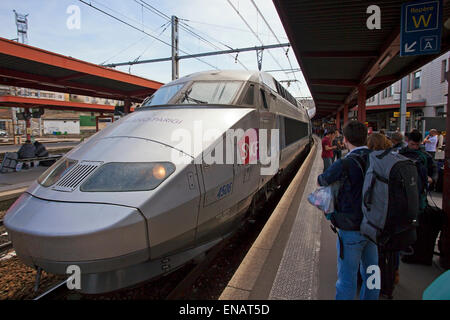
[360,149,419,251]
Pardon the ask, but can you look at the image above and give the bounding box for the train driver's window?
[260,89,268,109]
[242,84,254,106]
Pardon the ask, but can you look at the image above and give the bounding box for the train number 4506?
[217,182,233,199]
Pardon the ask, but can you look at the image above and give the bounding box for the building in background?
[0,84,134,138]
[361,52,449,132]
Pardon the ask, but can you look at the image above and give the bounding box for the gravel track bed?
[0,256,65,300]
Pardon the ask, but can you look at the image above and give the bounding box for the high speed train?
[4,70,313,294]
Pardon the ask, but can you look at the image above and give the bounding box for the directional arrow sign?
[405,41,417,53]
[400,0,443,57]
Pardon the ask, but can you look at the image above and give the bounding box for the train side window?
[260,89,268,109]
[242,84,254,106]
[284,116,308,146]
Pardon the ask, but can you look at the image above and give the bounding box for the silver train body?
[4,70,312,294]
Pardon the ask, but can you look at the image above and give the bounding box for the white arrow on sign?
[405,41,417,53]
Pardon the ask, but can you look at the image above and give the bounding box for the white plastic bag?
[308,186,335,214]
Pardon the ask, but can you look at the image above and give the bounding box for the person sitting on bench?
[33,140,55,166]
[17,139,36,169]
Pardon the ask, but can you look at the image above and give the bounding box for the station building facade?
[0,85,130,137]
[357,51,449,133]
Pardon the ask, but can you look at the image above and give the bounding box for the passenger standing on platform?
[321,129,336,172]
[317,121,379,300]
[423,129,438,159]
[332,129,344,162]
[391,132,406,151]
[367,133,389,151]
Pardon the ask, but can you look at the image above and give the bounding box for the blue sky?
[0,0,311,97]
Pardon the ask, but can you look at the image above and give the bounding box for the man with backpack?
[399,130,441,266]
[399,130,438,208]
[317,120,378,300]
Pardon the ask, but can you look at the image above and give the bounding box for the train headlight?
[80,162,175,192]
[37,157,77,187]
[152,164,167,180]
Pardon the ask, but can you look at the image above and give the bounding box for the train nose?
[4,193,149,274]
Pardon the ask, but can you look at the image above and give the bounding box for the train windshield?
[177,81,242,105]
[142,83,184,107]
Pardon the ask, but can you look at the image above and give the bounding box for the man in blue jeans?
[318,120,379,300]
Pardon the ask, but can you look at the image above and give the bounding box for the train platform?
[0,166,46,201]
[220,136,446,300]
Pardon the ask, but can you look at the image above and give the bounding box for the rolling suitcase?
[402,204,444,265]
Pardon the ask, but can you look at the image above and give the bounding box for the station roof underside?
[273,0,450,118]
[0,37,163,103]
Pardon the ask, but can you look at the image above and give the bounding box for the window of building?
[442,60,448,83]
[413,71,421,89]
[382,88,388,99]
[367,96,375,103]
[389,85,394,97]
[436,106,445,116]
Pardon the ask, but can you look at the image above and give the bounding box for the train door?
[195,140,235,244]
[258,87,277,186]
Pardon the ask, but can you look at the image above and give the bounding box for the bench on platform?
[0,153,62,173]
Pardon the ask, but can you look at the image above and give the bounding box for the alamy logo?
[66,5,81,30]
[66,265,81,290]
[170,121,280,175]
[366,265,381,290]
[367,5,381,30]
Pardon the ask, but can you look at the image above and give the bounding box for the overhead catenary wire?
[78,0,219,70]
[128,21,171,73]
[226,0,286,73]
[135,0,249,70]
[249,0,303,96]
[181,19,290,41]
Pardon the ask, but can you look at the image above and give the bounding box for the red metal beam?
[336,110,341,130]
[0,37,162,89]
[368,75,399,86]
[357,85,366,123]
[343,104,348,124]
[0,67,144,98]
[344,32,401,106]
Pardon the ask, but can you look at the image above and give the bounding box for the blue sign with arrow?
[400,0,443,56]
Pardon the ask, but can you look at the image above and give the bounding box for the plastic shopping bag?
[307,184,340,216]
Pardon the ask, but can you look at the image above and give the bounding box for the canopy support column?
[336,110,341,130]
[357,85,366,123]
[343,104,348,125]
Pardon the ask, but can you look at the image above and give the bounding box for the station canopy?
[273,0,450,118]
[0,37,163,103]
